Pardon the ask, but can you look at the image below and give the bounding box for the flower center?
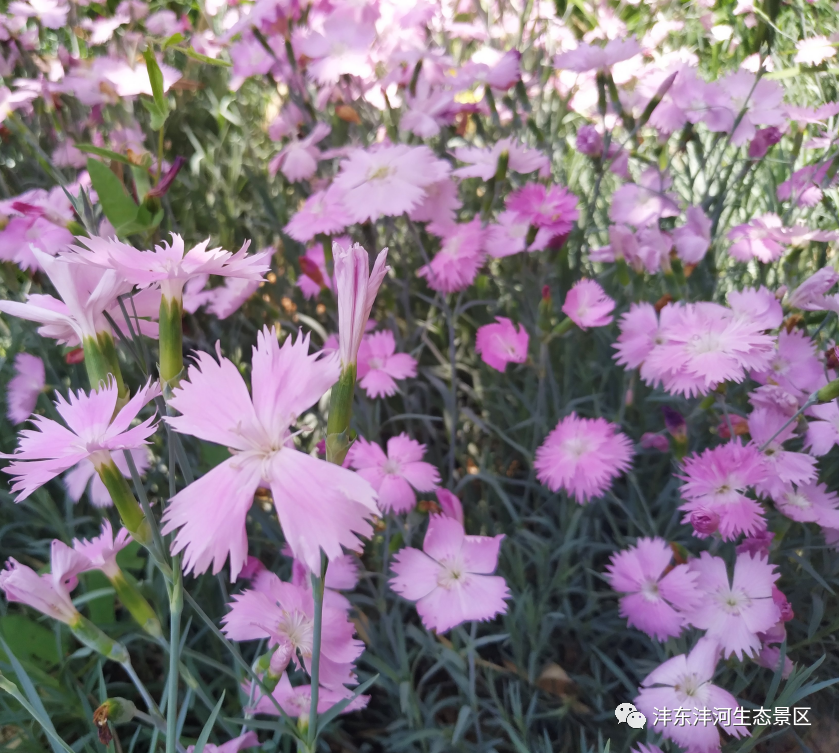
[562,436,591,459]
[382,459,401,476]
[715,587,751,615]
[674,672,703,699]
[367,357,383,370]
[784,491,811,509]
[640,579,661,602]
[277,608,314,657]
[437,557,465,589]
[368,165,392,182]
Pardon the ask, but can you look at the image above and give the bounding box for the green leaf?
[174,46,231,67]
[0,615,62,666]
[163,32,185,49]
[86,158,141,235]
[143,47,168,116]
[141,97,168,131]
[75,144,134,166]
[192,691,225,753]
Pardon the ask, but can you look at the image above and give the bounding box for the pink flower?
[250,673,368,718]
[787,267,839,310]
[638,301,774,397]
[635,637,749,752]
[748,126,783,159]
[295,12,375,84]
[484,211,553,258]
[348,434,440,513]
[390,514,509,633]
[728,214,786,262]
[678,441,768,540]
[561,279,615,329]
[417,219,486,293]
[185,732,259,753]
[534,413,633,503]
[452,137,549,181]
[437,488,464,523]
[777,163,835,207]
[0,248,159,346]
[686,551,781,659]
[6,353,45,424]
[1,379,158,502]
[269,122,330,182]
[70,234,270,303]
[163,328,378,579]
[608,169,680,228]
[724,70,785,145]
[748,408,817,497]
[205,277,261,319]
[795,36,836,66]
[753,329,825,400]
[356,330,417,398]
[64,447,150,508]
[400,79,456,138]
[506,183,579,235]
[333,242,390,368]
[73,519,131,579]
[297,244,332,300]
[575,125,603,156]
[613,302,660,369]
[0,539,88,624]
[606,537,702,641]
[223,572,364,689]
[284,187,352,243]
[805,401,839,456]
[407,178,462,227]
[773,482,839,528]
[554,38,641,72]
[333,145,450,223]
[726,286,783,330]
[475,317,529,372]
[673,206,712,264]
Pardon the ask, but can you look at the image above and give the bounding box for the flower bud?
[576,124,603,157]
[772,586,794,622]
[690,508,720,536]
[94,697,137,745]
[662,406,687,442]
[748,126,783,160]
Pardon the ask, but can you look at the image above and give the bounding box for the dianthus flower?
[534,413,633,503]
[268,122,330,182]
[284,187,352,243]
[295,12,375,84]
[222,572,364,689]
[452,137,549,181]
[673,206,712,264]
[748,408,817,498]
[561,279,615,329]
[613,303,660,369]
[787,267,839,311]
[606,537,702,641]
[185,732,259,753]
[728,214,786,262]
[686,551,781,659]
[726,286,783,330]
[333,145,450,223]
[356,330,417,398]
[390,515,509,633]
[348,434,440,513]
[678,441,768,539]
[417,219,486,293]
[484,211,553,258]
[6,353,45,425]
[250,674,369,718]
[407,178,462,227]
[773,482,839,528]
[506,183,579,235]
[72,520,131,580]
[608,169,680,228]
[475,317,529,372]
[805,401,839,456]
[794,35,836,66]
[635,637,749,752]
[554,38,641,72]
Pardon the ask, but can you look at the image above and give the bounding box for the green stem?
[166,558,183,753]
[307,555,328,749]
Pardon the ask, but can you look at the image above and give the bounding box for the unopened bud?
[817,377,839,403]
[772,586,794,622]
[690,508,720,536]
[662,406,687,442]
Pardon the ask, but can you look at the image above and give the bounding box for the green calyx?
[83,332,128,404]
[96,457,152,546]
[326,366,357,465]
[71,614,130,663]
[158,295,184,388]
[110,570,163,638]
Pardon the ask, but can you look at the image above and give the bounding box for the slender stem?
[132,710,187,753]
[122,660,163,721]
[307,555,328,748]
[166,560,183,753]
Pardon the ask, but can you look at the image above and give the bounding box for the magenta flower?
[686,551,781,659]
[0,540,88,624]
[452,137,549,181]
[390,514,509,633]
[575,125,603,156]
[73,519,131,579]
[773,482,839,528]
[356,330,417,398]
[417,219,486,293]
[295,12,375,84]
[163,328,378,578]
[1,379,158,502]
[748,126,783,160]
[485,211,553,258]
[805,401,839,456]
[726,286,783,331]
[728,214,786,263]
[223,573,364,689]
[284,187,352,243]
[71,233,270,304]
[561,279,615,329]
[401,80,456,139]
[437,489,464,523]
[724,70,785,145]
[606,537,702,641]
[407,178,462,227]
[778,164,835,208]
[787,267,839,311]
[6,353,45,425]
[608,169,680,228]
[475,317,529,372]
[506,183,579,235]
[613,302,660,369]
[296,244,332,300]
[679,441,768,540]
[269,122,330,183]
[333,145,450,223]
[673,206,712,264]
[752,327,823,401]
[348,434,440,513]
[534,413,633,503]
[185,732,259,753]
[554,38,641,72]
[635,637,749,752]
[64,447,151,509]
[333,242,390,368]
